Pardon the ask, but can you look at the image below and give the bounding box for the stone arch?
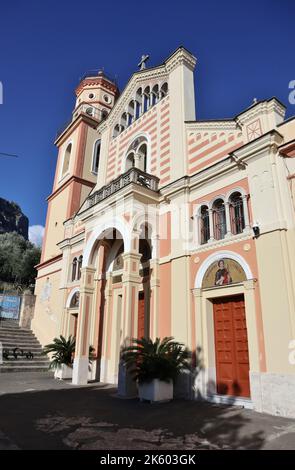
[225,186,247,202]
[131,211,158,259]
[66,287,80,308]
[194,250,253,288]
[82,217,131,268]
[122,132,151,173]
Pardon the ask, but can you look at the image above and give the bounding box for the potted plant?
[43,335,75,379]
[121,336,191,403]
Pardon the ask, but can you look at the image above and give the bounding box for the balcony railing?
[87,168,159,209]
[55,104,103,140]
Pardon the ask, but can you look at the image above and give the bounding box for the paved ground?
[0,372,295,450]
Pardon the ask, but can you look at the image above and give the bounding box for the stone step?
[2,354,49,361]
[0,329,33,335]
[2,359,50,365]
[0,335,40,341]
[0,365,50,373]
[0,336,39,343]
[1,343,42,351]
[0,339,40,345]
[2,354,47,360]
[0,331,36,338]
[0,324,50,372]
[1,344,43,350]
[0,320,19,326]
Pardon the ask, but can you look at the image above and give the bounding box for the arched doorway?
[193,251,259,403]
[89,229,125,382]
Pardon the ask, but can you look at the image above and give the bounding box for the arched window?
[138,143,147,172]
[70,291,80,308]
[71,257,78,282]
[77,255,83,280]
[125,136,148,172]
[135,88,143,117]
[199,205,210,244]
[212,199,227,240]
[126,152,135,170]
[143,86,150,112]
[127,101,135,126]
[160,82,168,98]
[92,140,101,174]
[121,112,128,130]
[151,84,159,106]
[229,192,245,235]
[113,124,120,138]
[62,143,72,176]
[101,109,108,120]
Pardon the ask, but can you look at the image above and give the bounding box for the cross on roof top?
[138,54,150,71]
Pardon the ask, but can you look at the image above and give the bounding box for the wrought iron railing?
[87,168,159,209]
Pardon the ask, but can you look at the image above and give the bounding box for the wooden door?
[213,295,250,397]
[138,292,145,339]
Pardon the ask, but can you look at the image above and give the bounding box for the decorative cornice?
[35,254,62,271]
[186,120,237,132]
[165,47,197,73]
[190,231,252,254]
[75,76,118,97]
[48,176,95,202]
[237,99,285,125]
[54,113,100,146]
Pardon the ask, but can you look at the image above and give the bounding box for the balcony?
[87,168,159,209]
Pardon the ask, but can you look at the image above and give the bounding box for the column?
[72,266,95,385]
[134,153,140,169]
[149,258,160,340]
[208,209,214,242]
[118,239,141,397]
[99,272,114,382]
[225,202,232,237]
[242,195,250,231]
[192,288,205,397]
[243,280,260,372]
[121,251,142,340]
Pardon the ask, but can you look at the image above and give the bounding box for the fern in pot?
[121,336,191,402]
[43,335,75,379]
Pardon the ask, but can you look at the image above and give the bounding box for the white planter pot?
[138,379,173,403]
[54,364,73,380]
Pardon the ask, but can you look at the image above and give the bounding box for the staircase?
[0,319,50,372]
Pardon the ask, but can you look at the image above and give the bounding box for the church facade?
[32,47,295,417]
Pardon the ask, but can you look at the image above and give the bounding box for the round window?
[89,93,95,99]
[104,94,111,103]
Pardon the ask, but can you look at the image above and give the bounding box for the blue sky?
[0,0,294,233]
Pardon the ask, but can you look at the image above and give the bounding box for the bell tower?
[74,70,119,122]
[40,71,119,263]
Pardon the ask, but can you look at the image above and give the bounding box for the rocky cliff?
[0,198,29,239]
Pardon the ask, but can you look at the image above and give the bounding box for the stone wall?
[19,290,36,329]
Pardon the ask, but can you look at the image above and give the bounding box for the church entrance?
[138,291,145,338]
[213,295,250,398]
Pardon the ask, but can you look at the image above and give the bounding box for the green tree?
[0,232,41,286]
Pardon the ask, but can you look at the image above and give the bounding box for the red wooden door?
[138,293,145,339]
[213,295,250,397]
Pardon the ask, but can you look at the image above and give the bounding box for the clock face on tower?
[246,119,262,141]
